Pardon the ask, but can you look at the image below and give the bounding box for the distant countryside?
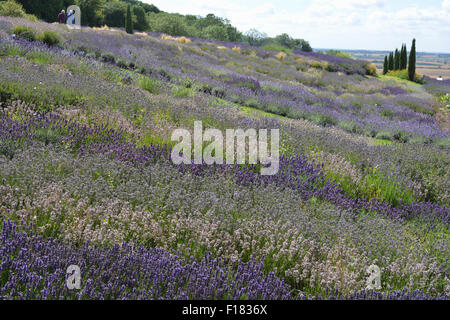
[340,49,450,80]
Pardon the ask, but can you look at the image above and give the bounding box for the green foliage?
[125,4,133,34]
[363,63,377,76]
[132,5,148,31]
[15,0,69,22]
[11,25,36,41]
[386,69,423,84]
[400,44,408,69]
[201,25,228,41]
[263,44,292,54]
[383,56,388,75]
[394,49,400,70]
[325,50,353,59]
[388,52,394,70]
[149,13,189,36]
[101,52,116,63]
[103,0,126,27]
[0,0,37,20]
[408,39,416,82]
[77,0,105,27]
[38,31,61,47]
[139,77,160,94]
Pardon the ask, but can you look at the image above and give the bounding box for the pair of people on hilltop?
[58,9,75,25]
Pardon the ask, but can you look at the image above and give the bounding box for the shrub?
[101,52,116,64]
[212,87,226,98]
[1,0,27,18]
[276,51,287,61]
[11,25,36,42]
[172,87,192,98]
[232,46,241,54]
[375,131,393,141]
[264,44,292,54]
[244,98,259,109]
[325,50,353,59]
[364,63,377,76]
[139,77,160,94]
[392,130,409,143]
[116,59,129,69]
[38,31,61,47]
[311,114,336,127]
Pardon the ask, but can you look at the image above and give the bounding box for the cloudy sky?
[145,0,450,53]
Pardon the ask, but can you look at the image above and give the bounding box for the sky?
[144,0,450,53]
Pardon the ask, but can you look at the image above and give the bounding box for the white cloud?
[146,0,450,52]
[443,0,450,10]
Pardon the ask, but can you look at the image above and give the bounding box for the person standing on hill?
[58,10,66,24]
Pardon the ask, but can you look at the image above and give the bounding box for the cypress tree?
[394,49,400,70]
[388,52,394,70]
[408,38,416,81]
[125,4,133,34]
[400,44,405,69]
[383,56,388,75]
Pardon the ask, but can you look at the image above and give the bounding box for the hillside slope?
[0,17,449,299]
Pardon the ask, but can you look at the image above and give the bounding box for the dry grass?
[161,34,192,44]
[276,51,287,61]
[232,46,241,53]
[135,31,149,37]
[93,25,111,31]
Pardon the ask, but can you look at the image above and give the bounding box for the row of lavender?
[1,220,447,300]
[1,111,448,226]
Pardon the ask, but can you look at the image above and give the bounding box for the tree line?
[383,39,416,81]
[7,0,312,51]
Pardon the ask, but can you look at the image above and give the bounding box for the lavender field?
[0,17,449,300]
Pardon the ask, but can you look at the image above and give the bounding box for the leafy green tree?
[201,25,228,41]
[150,13,189,36]
[77,0,105,27]
[132,5,148,31]
[383,56,388,74]
[408,38,416,81]
[0,0,27,17]
[275,33,294,48]
[125,4,133,33]
[225,25,242,42]
[16,0,70,22]
[103,0,126,28]
[244,29,267,46]
[298,39,312,52]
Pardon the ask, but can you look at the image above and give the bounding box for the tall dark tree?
[394,49,400,70]
[388,52,394,71]
[125,4,133,34]
[383,56,388,75]
[401,44,408,69]
[408,38,416,81]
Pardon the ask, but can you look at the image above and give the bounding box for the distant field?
[340,50,450,79]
